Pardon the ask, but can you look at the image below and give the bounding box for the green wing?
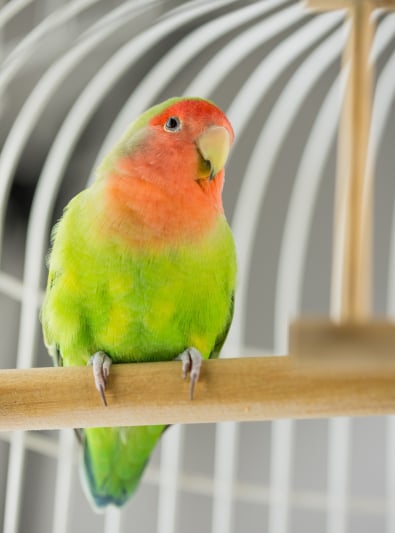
[209,292,234,359]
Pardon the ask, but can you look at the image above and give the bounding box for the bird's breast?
[103,167,224,249]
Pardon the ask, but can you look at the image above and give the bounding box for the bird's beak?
[196,126,231,181]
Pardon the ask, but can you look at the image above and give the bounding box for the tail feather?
[81,425,166,509]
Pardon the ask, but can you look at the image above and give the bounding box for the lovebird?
[41,97,237,508]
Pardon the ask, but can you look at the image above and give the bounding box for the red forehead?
[149,99,234,141]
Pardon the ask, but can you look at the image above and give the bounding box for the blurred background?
[1,0,395,532]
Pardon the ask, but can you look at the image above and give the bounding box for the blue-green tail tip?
[81,439,143,510]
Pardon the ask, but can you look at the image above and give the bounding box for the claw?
[179,347,203,400]
[88,351,112,407]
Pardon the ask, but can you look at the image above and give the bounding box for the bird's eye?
[164,116,182,132]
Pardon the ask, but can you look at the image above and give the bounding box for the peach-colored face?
[105,99,234,247]
[131,99,234,186]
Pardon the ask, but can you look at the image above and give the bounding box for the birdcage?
[1,1,395,532]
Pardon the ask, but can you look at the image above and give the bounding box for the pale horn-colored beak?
[196,126,231,181]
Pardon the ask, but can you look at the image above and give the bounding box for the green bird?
[41,97,237,508]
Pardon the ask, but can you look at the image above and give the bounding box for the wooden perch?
[1,356,395,431]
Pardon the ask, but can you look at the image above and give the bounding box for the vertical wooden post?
[307,0,383,320]
[290,0,395,369]
[332,0,374,321]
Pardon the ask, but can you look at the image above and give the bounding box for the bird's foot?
[88,351,112,407]
[179,347,203,400]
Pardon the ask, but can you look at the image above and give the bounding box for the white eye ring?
[164,116,182,132]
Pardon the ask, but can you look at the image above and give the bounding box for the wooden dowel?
[1,357,395,431]
[333,0,374,321]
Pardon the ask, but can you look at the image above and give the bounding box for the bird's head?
[97,97,234,245]
[98,97,234,189]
